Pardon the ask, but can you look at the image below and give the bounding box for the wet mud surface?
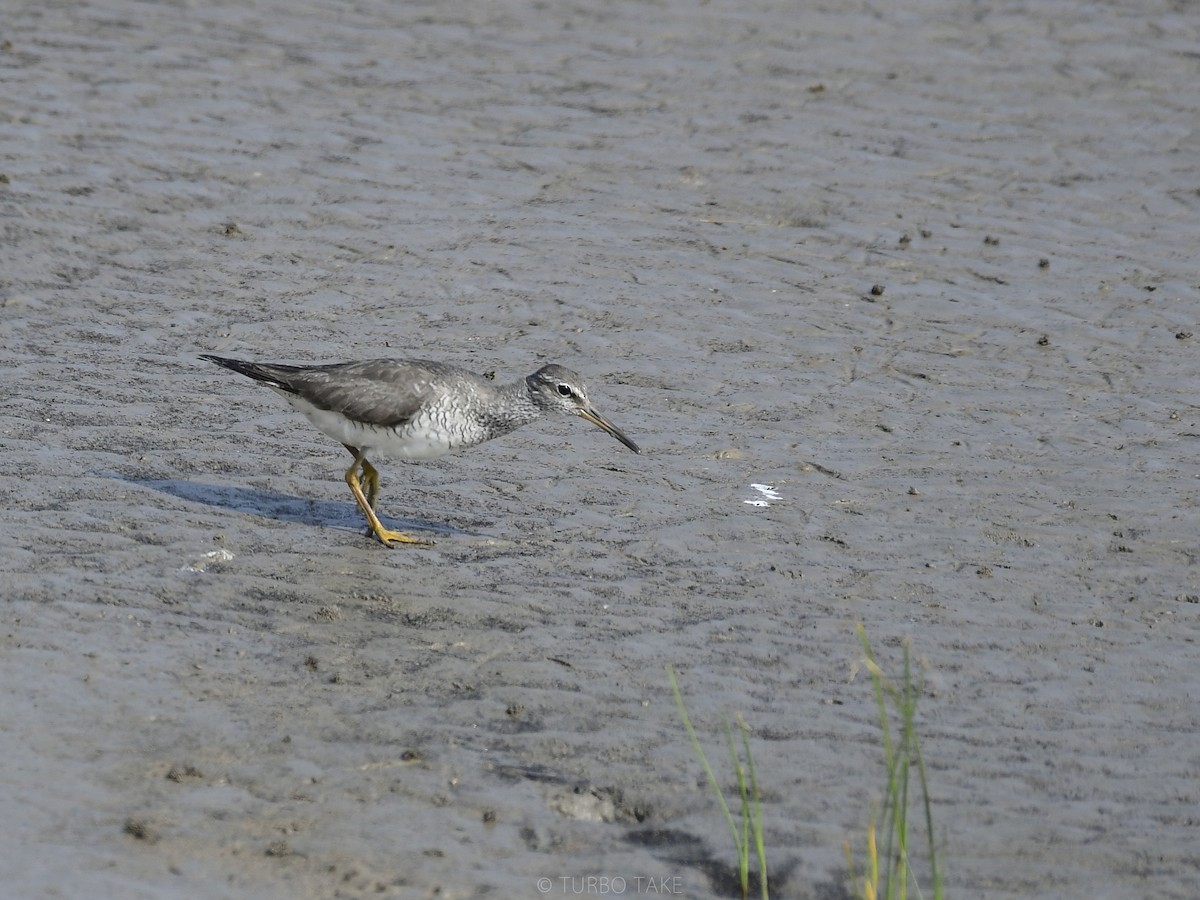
[2,1,1199,897]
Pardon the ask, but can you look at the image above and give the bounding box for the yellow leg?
[343,444,381,510]
[361,459,381,511]
[342,448,432,547]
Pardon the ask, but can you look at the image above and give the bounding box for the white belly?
[282,392,462,460]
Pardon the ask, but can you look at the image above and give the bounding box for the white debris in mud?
[745,483,782,507]
[181,548,235,573]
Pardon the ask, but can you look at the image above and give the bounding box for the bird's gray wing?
[284,359,456,428]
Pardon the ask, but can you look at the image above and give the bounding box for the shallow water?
[2,0,1199,897]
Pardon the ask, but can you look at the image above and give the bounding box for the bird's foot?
[370,524,435,548]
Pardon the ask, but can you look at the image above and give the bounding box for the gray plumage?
[199,353,640,547]
[200,355,640,455]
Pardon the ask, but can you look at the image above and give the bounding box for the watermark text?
[536,875,684,894]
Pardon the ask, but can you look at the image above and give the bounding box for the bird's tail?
[200,354,304,394]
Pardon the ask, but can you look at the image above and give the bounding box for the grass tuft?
[845,623,944,900]
[668,624,941,900]
[667,665,768,900]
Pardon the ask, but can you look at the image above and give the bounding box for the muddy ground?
[2,0,1199,897]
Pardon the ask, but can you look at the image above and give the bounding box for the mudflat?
[2,1,1198,897]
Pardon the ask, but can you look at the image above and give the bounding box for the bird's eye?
[557,384,573,397]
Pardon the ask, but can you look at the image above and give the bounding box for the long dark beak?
[577,407,641,454]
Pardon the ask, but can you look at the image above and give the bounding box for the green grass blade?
[667,666,744,861]
[669,667,772,900]
[853,624,942,900]
[737,712,769,900]
[724,715,751,896]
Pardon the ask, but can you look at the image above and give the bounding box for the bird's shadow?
[112,474,465,539]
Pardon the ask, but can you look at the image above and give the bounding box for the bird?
[200,354,641,547]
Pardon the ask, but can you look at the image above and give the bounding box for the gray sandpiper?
[200,354,641,547]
